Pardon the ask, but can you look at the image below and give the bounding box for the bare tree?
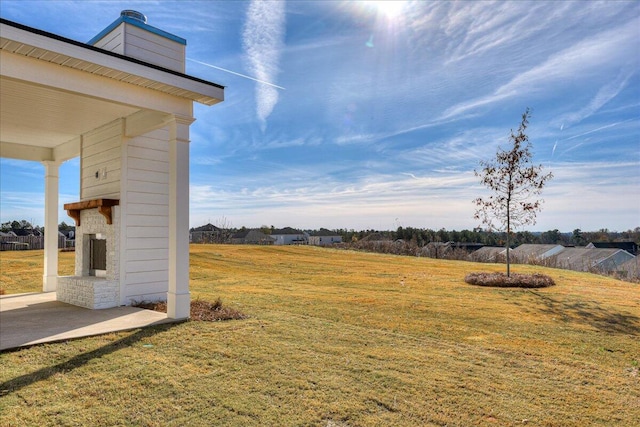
[214,216,234,243]
[474,108,553,276]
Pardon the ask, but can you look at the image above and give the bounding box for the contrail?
[187,58,286,90]
[243,0,286,128]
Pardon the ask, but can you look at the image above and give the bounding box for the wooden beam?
[64,198,119,226]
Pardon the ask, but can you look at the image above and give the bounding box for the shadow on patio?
[0,292,176,351]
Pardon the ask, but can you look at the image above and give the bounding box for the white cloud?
[242,0,286,129]
[439,17,639,121]
[557,72,633,127]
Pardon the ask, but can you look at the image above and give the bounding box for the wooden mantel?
[64,199,119,226]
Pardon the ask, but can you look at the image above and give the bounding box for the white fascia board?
[0,21,223,105]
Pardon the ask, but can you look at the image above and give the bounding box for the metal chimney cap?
[120,10,147,24]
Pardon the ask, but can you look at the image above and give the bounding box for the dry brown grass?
[1,246,639,426]
[0,249,74,294]
[465,272,556,288]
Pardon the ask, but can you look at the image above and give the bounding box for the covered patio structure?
[0,12,223,320]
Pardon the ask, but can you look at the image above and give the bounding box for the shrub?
[465,272,555,288]
[133,297,248,321]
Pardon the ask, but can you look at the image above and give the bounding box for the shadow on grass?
[0,323,176,397]
[529,290,640,335]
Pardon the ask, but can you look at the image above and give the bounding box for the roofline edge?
[0,18,224,91]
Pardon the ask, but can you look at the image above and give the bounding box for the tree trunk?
[506,200,511,277]
[506,233,511,277]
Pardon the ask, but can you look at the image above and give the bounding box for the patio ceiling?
[0,76,139,161]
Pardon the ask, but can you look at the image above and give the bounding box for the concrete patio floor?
[0,292,174,351]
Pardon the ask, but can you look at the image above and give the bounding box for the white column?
[42,161,60,292]
[167,118,191,319]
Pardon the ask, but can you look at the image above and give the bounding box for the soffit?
[0,19,223,161]
[0,76,139,150]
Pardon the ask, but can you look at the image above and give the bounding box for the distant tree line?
[0,220,41,236]
[0,220,76,236]
[2,219,639,247]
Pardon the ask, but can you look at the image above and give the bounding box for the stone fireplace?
[58,199,120,309]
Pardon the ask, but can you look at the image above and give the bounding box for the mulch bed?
[465,272,555,288]
[134,298,248,321]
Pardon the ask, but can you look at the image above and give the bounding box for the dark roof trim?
[309,228,341,237]
[0,18,224,90]
[272,227,304,235]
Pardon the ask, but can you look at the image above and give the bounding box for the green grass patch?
[1,245,639,426]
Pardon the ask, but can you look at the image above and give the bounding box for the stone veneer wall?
[58,206,120,309]
[56,277,119,309]
[75,207,120,280]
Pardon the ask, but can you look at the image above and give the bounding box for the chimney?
[88,10,186,73]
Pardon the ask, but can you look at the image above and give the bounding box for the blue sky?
[1,0,638,232]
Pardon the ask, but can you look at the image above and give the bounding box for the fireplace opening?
[90,236,107,277]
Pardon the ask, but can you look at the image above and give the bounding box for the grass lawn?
[1,245,639,426]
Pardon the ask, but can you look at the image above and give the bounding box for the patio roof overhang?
[0,18,224,163]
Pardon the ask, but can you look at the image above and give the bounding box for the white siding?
[92,24,125,54]
[272,234,306,245]
[92,22,185,72]
[121,127,170,303]
[81,119,122,200]
[310,236,342,246]
[123,25,185,72]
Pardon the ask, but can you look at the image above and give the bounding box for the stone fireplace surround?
[58,199,120,309]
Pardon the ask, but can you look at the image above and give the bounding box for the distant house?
[586,241,638,256]
[616,256,639,281]
[271,227,306,245]
[421,242,449,258]
[509,244,565,264]
[419,241,483,258]
[308,229,342,246]
[451,243,485,253]
[468,246,506,263]
[231,229,274,245]
[59,229,75,240]
[190,223,222,243]
[11,226,34,237]
[550,247,635,274]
